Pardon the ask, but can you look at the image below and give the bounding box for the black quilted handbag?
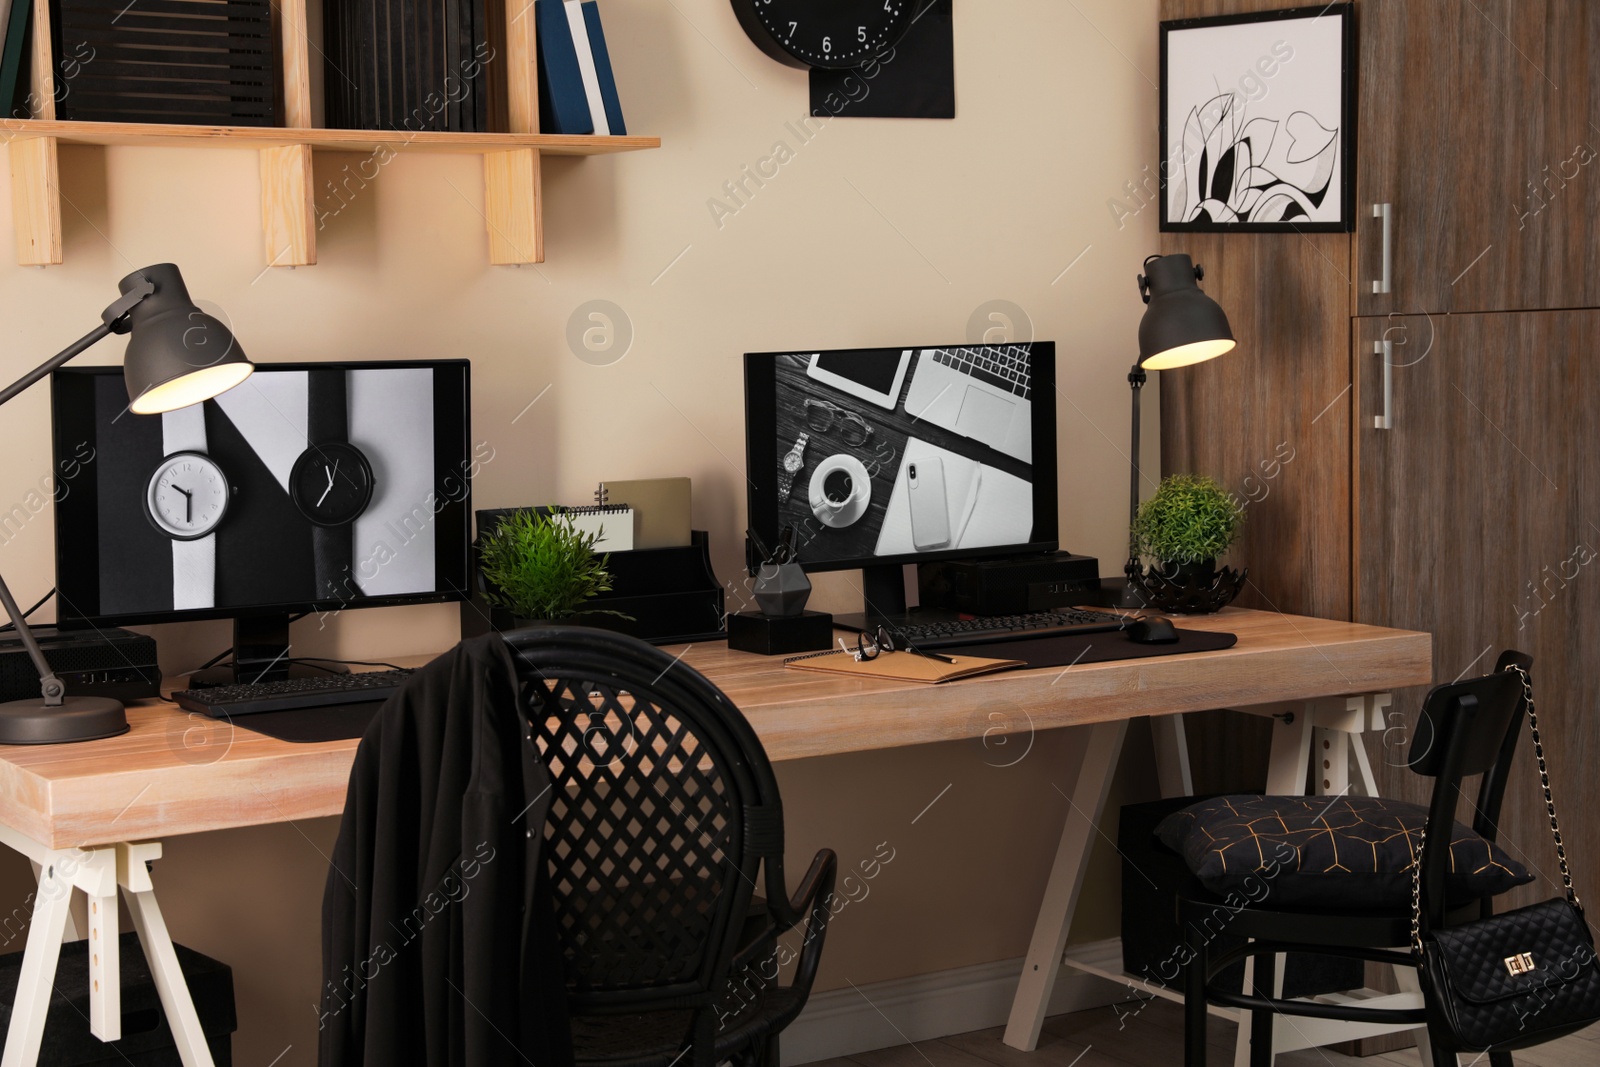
[1412,665,1600,1052]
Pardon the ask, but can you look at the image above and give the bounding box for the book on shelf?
[0,0,30,122]
[574,1,626,136]
[536,0,594,134]
[538,0,627,136]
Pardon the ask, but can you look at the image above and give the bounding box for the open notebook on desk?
[784,647,1022,684]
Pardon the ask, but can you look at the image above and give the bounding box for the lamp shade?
[1136,253,1236,372]
[121,264,253,414]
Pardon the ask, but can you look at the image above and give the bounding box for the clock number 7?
[788,20,796,36]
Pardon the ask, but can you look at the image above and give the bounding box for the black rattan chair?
[1173,651,1536,1067]
[504,626,837,1067]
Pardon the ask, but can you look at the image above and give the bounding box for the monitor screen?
[744,343,1059,572]
[51,360,473,626]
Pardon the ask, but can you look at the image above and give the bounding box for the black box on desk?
[0,933,235,1065]
[1118,797,1362,999]
[727,611,834,656]
[918,553,1100,616]
[463,531,727,645]
[0,627,161,704]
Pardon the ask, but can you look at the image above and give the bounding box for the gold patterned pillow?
[1155,795,1533,907]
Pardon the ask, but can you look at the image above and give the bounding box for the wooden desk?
[0,608,1431,1067]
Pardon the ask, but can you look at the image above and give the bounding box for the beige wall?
[0,0,1163,1061]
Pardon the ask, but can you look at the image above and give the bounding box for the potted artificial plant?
[478,510,630,625]
[1130,474,1248,613]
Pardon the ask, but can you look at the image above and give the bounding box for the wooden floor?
[801,999,1600,1067]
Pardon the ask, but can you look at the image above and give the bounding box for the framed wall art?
[1159,5,1354,232]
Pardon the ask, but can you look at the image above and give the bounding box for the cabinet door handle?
[1372,203,1393,295]
[1374,341,1394,430]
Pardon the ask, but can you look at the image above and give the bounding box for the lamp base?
[0,695,129,745]
[1112,578,1151,610]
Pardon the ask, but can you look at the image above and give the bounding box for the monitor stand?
[186,614,350,688]
[832,563,964,635]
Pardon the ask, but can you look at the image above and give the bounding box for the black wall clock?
[731,0,917,70]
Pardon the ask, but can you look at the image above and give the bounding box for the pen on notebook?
[907,646,957,665]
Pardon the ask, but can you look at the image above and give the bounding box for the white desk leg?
[27,861,83,941]
[1265,710,1312,796]
[124,886,215,1067]
[1004,719,1130,1051]
[1391,965,1435,1065]
[1314,727,1351,796]
[1152,715,1193,798]
[1,867,73,1067]
[87,884,121,1041]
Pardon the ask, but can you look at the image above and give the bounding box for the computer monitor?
[744,343,1059,627]
[51,360,474,683]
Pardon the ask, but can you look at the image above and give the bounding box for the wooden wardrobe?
[1158,2,1600,1050]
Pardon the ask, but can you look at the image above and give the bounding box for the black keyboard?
[172,669,414,718]
[889,609,1129,650]
[930,345,1033,400]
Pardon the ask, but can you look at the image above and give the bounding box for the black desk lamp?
[1118,253,1235,608]
[0,264,253,745]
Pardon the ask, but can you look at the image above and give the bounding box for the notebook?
[536,0,595,134]
[596,478,691,549]
[783,647,1023,684]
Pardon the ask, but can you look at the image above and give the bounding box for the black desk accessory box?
[727,610,834,656]
[918,553,1101,616]
[0,626,161,703]
[0,933,235,1065]
[462,528,727,645]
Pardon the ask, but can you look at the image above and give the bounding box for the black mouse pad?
[227,699,385,744]
[942,627,1237,669]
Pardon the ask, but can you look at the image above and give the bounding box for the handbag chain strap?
[1410,664,1581,958]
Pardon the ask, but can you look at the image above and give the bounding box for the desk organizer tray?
[463,529,727,645]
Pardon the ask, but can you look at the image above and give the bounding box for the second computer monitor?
[744,343,1059,614]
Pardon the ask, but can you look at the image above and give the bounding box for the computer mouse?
[1127,617,1180,644]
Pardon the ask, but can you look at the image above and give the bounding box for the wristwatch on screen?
[146,404,228,611]
[289,369,375,601]
[777,432,809,503]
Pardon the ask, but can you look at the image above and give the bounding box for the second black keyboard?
[889,608,1130,650]
[173,669,414,718]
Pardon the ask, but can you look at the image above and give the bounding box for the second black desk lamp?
[1118,253,1236,608]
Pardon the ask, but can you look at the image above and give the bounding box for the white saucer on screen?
[809,454,871,529]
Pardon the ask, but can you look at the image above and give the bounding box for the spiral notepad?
[476,505,635,551]
[782,647,1023,684]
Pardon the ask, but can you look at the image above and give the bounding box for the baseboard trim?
[782,958,1122,1065]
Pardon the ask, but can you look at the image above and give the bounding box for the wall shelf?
[3,0,657,267]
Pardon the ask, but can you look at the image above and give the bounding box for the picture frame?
[1159,4,1355,233]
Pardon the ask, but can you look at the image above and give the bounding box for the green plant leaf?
[477,509,633,622]
[1131,474,1245,566]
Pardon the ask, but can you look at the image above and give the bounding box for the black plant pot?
[1136,557,1246,615]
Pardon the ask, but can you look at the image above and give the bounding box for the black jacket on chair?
[318,634,573,1067]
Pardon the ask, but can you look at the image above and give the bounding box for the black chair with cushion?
[504,626,837,1067]
[1158,651,1537,1066]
